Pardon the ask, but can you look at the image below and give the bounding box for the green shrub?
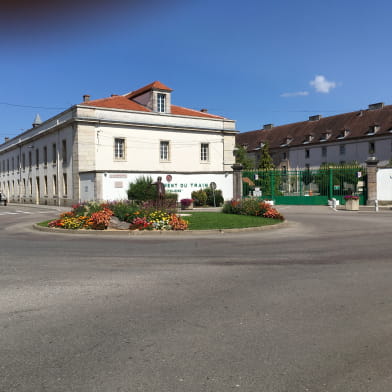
[107,201,139,222]
[191,189,207,206]
[223,199,273,216]
[127,176,156,202]
[205,188,224,206]
[165,192,178,202]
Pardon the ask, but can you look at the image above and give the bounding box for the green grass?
[182,212,281,230]
[38,213,282,231]
[37,219,53,227]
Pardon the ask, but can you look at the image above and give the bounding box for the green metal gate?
[242,167,367,205]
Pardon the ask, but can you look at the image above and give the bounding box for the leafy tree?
[235,145,254,170]
[127,176,156,202]
[258,143,274,170]
[314,162,362,196]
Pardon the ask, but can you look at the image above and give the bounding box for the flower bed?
[46,200,284,232]
[48,201,189,231]
[222,199,284,220]
[344,195,359,200]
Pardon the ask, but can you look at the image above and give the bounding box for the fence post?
[329,167,333,200]
[299,170,302,196]
[365,156,379,205]
[231,164,243,200]
[271,170,275,200]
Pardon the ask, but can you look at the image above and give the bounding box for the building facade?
[0,81,237,205]
[236,103,392,170]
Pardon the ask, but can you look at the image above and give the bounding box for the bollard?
[374,199,379,212]
[332,198,337,210]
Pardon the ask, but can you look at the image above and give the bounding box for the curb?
[32,220,290,236]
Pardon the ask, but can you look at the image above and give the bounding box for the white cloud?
[310,75,336,93]
[280,91,309,98]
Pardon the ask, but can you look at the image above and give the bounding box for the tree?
[127,176,156,202]
[314,162,362,197]
[235,145,254,170]
[258,143,274,170]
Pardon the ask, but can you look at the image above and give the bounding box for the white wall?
[101,172,233,201]
[287,136,392,169]
[377,168,392,201]
[92,125,231,172]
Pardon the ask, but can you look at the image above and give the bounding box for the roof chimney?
[368,102,384,110]
[4,137,9,143]
[83,94,91,102]
[263,123,274,130]
[32,113,42,128]
[200,108,208,113]
[111,94,119,97]
[309,114,322,121]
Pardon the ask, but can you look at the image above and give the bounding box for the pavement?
[1,204,392,391]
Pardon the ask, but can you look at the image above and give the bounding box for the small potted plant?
[180,198,194,210]
[344,195,360,211]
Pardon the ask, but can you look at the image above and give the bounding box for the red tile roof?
[81,95,151,112]
[236,105,392,151]
[79,82,225,119]
[125,81,173,99]
[171,105,224,119]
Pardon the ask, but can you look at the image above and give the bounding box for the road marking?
[15,210,32,214]
[1,212,19,215]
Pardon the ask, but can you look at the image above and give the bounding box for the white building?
[0,81,237,205]
[237,102,392,169]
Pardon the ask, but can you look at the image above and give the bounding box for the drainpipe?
[57,129,60,206]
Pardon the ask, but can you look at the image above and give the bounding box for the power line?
[0,102,68,110]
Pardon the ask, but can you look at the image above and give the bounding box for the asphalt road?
[1,204,392,392]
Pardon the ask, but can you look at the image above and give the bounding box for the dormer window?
[320,131,331,142]
[366,124,380,136]
[280,136,293,147]
[157,93,166,113]
[303,134,314,144]
[337,129,350,139]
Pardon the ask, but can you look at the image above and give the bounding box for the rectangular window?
[63,173,67,196]
[201,143,209,161]
[43,146,48,167]
[35,148,39,168]
[36,177,40,198]
[28,151,32,169]
[157,93,166,113]
[7,159,9,174]
[17,155,19,172]
[23,179,26,195]
[160,141,169,161]
[339,144,346,155]
[53,143,57,164]
[22,153,26,170]
[62,140,67,163]
[44,176,48,195]
[53,175,57,196]
[29,178,32,195]
[114,138,125,159]
[305,149,310,159]
[321,146,327,157]
[12,157,14,172]
[369,142,375,155]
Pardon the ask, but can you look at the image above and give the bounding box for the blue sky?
[1,0,391,140]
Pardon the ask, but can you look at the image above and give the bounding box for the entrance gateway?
[242,167,367,205]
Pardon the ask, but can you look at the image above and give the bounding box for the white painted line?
[15,210,32,214]
[2,212,19,215]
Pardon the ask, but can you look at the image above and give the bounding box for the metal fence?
[242,167,367,205]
